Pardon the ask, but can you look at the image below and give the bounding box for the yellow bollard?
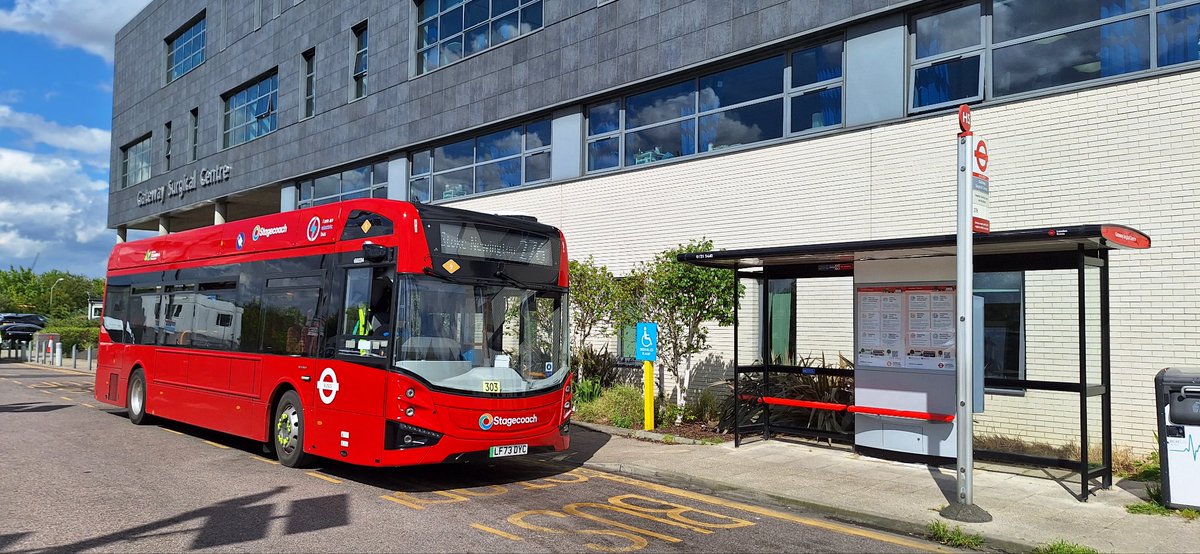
[643,360,654,430]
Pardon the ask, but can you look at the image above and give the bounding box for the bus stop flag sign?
[635,323,658,361]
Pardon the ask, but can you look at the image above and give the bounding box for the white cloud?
[0,0,152,62]
[0,104,111,167]
[0,147,113,276]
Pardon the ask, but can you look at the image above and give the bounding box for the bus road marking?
[82,403,96,408]
[470,523,523,541]
[161,428,185,436]
[306,471,342,484]
[249,456,280,465]
[578,469,945,553]
[59,396,72,402]
[202,440,231,449]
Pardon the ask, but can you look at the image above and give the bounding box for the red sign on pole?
[958,104,972,134]
[974,140,989,174]
[971,137,990,234]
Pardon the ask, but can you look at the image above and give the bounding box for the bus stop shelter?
[679,224,1151,500]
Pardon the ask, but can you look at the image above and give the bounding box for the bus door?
[317,247,396,414]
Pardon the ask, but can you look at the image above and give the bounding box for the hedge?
[39,326,100,350]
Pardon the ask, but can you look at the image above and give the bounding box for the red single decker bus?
[96,200,572,467]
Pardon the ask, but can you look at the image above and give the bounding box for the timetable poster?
[856,285,956,370]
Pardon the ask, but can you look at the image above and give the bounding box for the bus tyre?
[273,390,309,468]
[127,368,151,425]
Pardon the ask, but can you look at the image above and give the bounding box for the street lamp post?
[49,278,65,317]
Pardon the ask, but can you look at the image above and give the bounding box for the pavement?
[572,421,1194,553]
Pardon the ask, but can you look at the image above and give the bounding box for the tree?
[631,239,738,415]
[0,266,102,318]
[567,257,619,352]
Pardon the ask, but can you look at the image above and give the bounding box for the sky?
[0,0,152,277]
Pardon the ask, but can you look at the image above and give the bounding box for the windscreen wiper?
[422,266,465,284]
[493,267,526,288]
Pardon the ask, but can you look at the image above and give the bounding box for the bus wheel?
[273,390,309,468]
[127,368,151,425]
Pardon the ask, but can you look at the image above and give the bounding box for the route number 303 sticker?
[483,380,501,393]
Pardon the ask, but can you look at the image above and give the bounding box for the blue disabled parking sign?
[635,322,658,361]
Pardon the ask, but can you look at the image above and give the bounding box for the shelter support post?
[732,263,740,448]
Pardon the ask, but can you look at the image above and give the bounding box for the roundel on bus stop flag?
[318,367,339,404]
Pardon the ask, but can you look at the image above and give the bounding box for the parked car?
[0,323,42,345]
[0,313,48,327]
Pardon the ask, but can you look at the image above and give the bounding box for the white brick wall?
[451,72,1200,454]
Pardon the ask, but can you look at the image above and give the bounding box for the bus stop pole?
[942,106,991,523]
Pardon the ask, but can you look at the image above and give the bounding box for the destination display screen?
[436,222,554,266]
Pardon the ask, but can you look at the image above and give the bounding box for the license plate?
[488,444,528,458]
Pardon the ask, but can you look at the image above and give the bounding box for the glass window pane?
[442,0,464,9]
[433,168,474,199]
[698,56,784,112]
[974,272,1024,382]
[914,4,981,59]
[442,6,464,37]
[521,2,543,33]
[410,177,431,203]
[298,181,313,201]
[419,47,440,73]
[994,0,1149,43]
[626,81,696,128]
[465,0,489,28]
[418,0,439,21]
[790,87,842,133]
[698,99,783,152]
[493,0,518,16]
[314,174,340,199]
[792,41,844,88]
[418,20,439,48]
[525,151,550,182]
[587,101,620,136]
[434,138,473,169]
[371,186,388,199]
[476,126,523,161]
[475,158,523,192]
[912,55,981,108]
[625,120,696,166]
[993,17,1149,97]
[1158,4,1200,67]
[441,36,464,66]
[412,150,432,175]
[525,119,551,149]
[373,162,389,184]
[491,10,519,44]
[342,166,371,193]
[465,23,489,55]
[587,137,619,171]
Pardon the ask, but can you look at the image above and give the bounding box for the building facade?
[110,0,1200,453]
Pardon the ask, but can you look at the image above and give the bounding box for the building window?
[1159,2,1200,67]
[586,45,843,172]
[414,0,544,74]
[302,49,316,118]
[408,119,551,202]
[975,271,1025,387]
[223,72,278,148]
[164,122,173,171]
[166,14,206,82]
[297,162,389,208]
[789,40,844,134]
[190,108,199,162]
[910,3,984,111]
[121,135,153,188]
[352,23,368,99]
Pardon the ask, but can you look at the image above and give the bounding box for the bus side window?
[339,266,393,357]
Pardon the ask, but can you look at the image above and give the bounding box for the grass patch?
[661,434,675,444]
[1031,539,1099,554]
[926,520,985,550]
[1181,508,1199,521]
[1126,501,1173,516]
[973,434,1149,476]
[573,385,646,429]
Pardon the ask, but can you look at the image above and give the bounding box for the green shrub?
[658,400,684,427]
[575,376,602,404]
[39,325,99,350]
[574,385,645,429]
[571,345,623,387]
[1031,540,1099,554]
[686,389,720,423]
[926,520,984,550]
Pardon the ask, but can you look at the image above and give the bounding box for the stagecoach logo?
[478,413,537,430]
[306,216,321,242]
[317,368,339,404]
[252,224,288,241]
[143,250,161,261]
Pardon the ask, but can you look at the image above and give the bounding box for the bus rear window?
[433,222,553,266]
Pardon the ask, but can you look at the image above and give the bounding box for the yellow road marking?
[249,456,281,465]
[39,390,52,395]
[161,428,185,436]
[580,469,946,553]
[203,440,230,449]
[40,367,93,376]
[470,523,523,541]
[60,396,72,402]
[381,495,424,508]
[306,471,342,484]
[82,403,96,408]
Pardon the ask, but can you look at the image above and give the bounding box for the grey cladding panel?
[845,14,906,127]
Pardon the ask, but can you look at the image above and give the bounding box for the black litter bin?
[1155,367,1200,510]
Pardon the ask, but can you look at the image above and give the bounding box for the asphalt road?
[0,361,947,553]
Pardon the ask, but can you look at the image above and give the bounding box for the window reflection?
[790,88,842,133]
[792,42,843,88]
[914,4,981,59]
[699,100,783,152]
[626,120,696,165]
[993,17,1149,96]
[994,0,1148,43]
[625,81,695,128]
[913,56,981,107]
[587,137,620,171]
[698,56,784,111]
[1158,3,1200,67]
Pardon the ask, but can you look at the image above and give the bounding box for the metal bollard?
[72,345,77,369]
[55,342,62,367]
[88,347,93,372]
